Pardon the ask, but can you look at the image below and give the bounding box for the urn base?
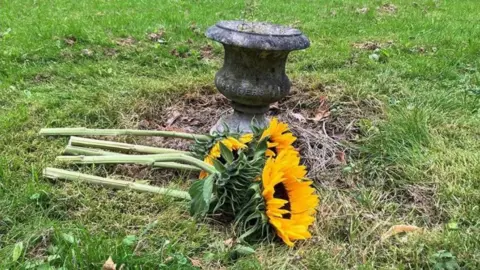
[210,110,268,134]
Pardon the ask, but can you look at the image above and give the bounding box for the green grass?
[1,0,480,268]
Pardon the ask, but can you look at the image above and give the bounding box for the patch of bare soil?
[128,85,361,187]
[352,40,394,50]
[116,36,137,46]
[377,3,398,15]
[146,29,165,42]
[27,229,53,260]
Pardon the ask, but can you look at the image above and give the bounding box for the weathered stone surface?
[206,21,310,51]
[213,110,268,133]
[206,21,310,133]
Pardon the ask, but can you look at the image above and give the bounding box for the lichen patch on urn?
[206,21,310,133]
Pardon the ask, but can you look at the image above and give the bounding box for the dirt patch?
[64,36,76,46]
[200,44,214,59]
[352,40,394,50]
[27,229,53,260]
[116,36,137,46]
[147,29,165,42]
[170,47,191,58]
[128,84,362,186]
[377,4,398,15]
[103,48,118,57]
[405,184,447,224]
[32,73,52,83]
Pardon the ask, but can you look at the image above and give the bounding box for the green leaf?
[229,244,256,260]
[189,180,208,217]
[122,235,137,246]
[212,159,226,173]
[12,241,23,262]
[234,245,255,255]
[36,264,54,270]
[61,233,75,244]
[447,221,459,230]
[47,245,58,255]
[254,138,268,158]
[24,260,45,269]
[203,175,214,204]
[219,142,234,163]
[47,254,61,262]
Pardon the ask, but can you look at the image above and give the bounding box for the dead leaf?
[308,110,330,122]
[116,36,136,46]
[336,151,346,164]
[189,257,202,268]
[170,48,180,57]
[64,36,76,46]
[270,102,280,111]
[166,111,181,126]
[81,48,94,56]
[307,96,330,122]
[356,7,369,14]
[381,225,421,241]
[102,256,116,270]
[290,112,307,123]
[223,238,234,248]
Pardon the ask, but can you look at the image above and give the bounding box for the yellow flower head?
[199,134,253,179]
[261,118,296,157]
[261,150,318,247]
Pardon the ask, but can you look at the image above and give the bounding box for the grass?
[1,0,480,268]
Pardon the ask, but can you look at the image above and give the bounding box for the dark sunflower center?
[273,183,291,219]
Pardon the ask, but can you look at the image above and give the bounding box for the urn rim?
[206,20,310,51]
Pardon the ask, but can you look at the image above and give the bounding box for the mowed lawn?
[1,0,480,269]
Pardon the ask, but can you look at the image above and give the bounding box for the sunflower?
[261,118,296,157]
[199,134,253,179]
[261,150,318,246]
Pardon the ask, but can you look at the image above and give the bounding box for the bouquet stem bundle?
[39,121,319,247]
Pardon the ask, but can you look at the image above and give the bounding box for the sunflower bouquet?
[41,118,319,247]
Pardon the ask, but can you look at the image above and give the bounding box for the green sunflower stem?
[56,153,215,174]
[43,167,191,200]
[68,136,191,155]
[39,128,211,141]
[64,145,124,156]
[63,147,201,171]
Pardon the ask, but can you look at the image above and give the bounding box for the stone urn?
[206,20,310,133]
